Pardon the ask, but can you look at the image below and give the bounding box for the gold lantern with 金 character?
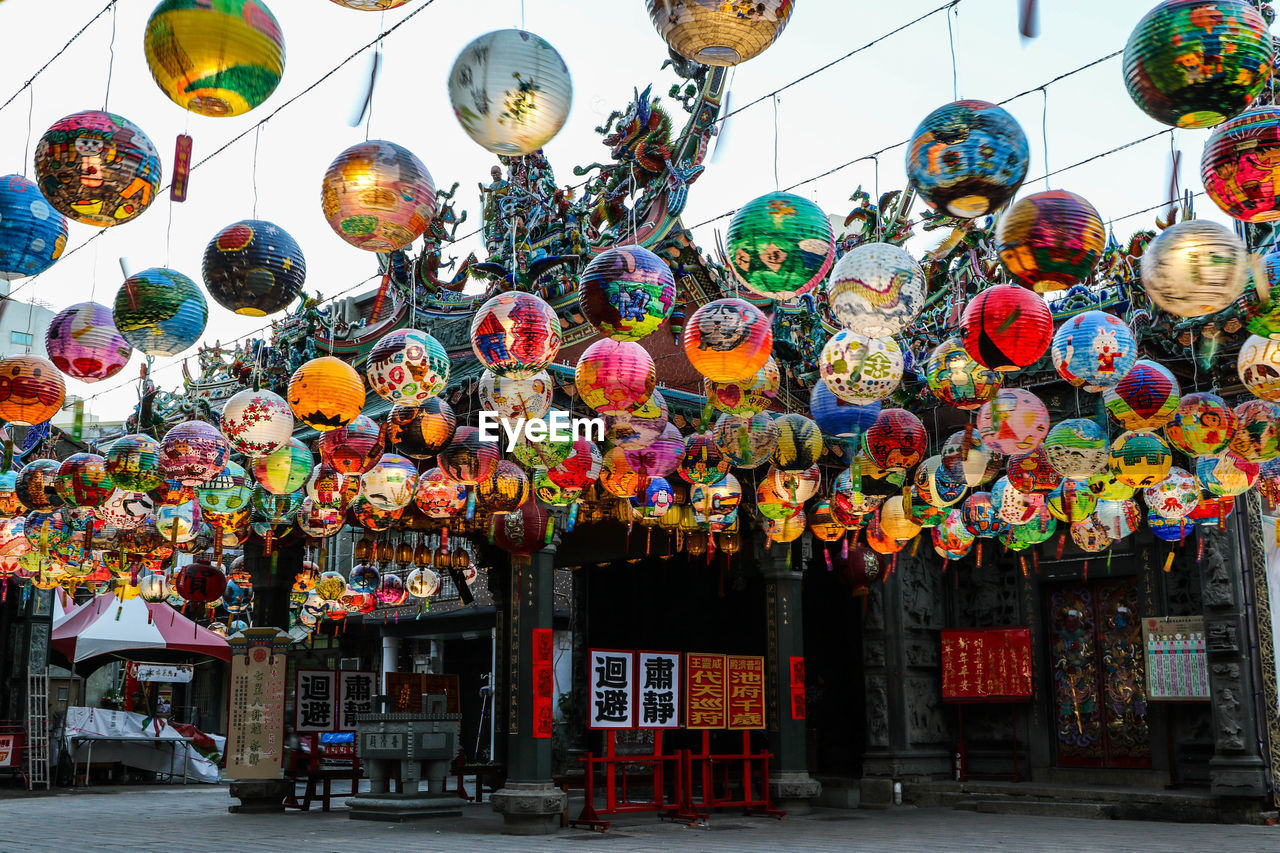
[645,0,794,67]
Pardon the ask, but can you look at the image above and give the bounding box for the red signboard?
[789,657,806,721]
[685,653,727,729]
[941,628,1033,702]
[171,134,192,202]
[532,628,554,739]
[726,655,766,730]
[0,733,21,768]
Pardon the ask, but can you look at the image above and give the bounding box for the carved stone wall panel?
[864,638,886,668]
[904,638,938,669]
[867,675,890,748]
[906,676,947,746]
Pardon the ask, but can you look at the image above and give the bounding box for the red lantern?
[842,545,882,597]
[318,414,382,475]
[175,561,227,604]
[864,409,927,472]
[1006,445,1063,494]
[959,285,1052,372]
[491,499,551,556]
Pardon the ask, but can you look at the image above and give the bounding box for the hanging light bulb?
[413,534,432,568]
[719,530,741,555]
[376,533,396,565]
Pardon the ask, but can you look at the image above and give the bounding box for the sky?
[0,0,1237,423]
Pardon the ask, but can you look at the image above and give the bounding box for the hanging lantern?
[535,470,582,507]
[576,339,656,414]
[1144,467,1199,519]
[622,422,684,480]
[413,467,467,518]
[639,477,676,519]
[388,398,455,459]
[765,512,807,544]
[303,463,347,511]
[725,192,834,301]
[706,357,779,416]
[863,409,927,472]
[1196,450,1260,496]
[160,420,230,486]
[374,571,407,605]
[112,267,208,357]
[1149,510,1195,542]
[1104,360,1180,429]
[44,301,132,383]
[348,496,400,531]
[366,329,449,405]
[202,219,306,316]
[287,356,364,431]
[1006,445,1062,494]
[917,455,967,507]
[599,447,642,498]
[682,297,773,383]
[933,508,976,559]
[977,388,1049,454]
[0,174,66,280]
[150,477,196,508]
[156,500,202,544]
[1141,220,1248,317]
[296,498,343,537]
[961,491,1007,539]
[996,190,1106,292]
[1094,499,1143,541]
[579,245,677,341]
[924,337,1001,410]
[330,0,414,9]
[144,0,285,117]
[689,474,742,527]
[251,437,312,495]
[1087,470,1136,501]
[1202,106,1280,222]
[825,242,925,337]
[712,413,779,468]
[406,567,440,598]
[678,433,730,485]
[940,429,1000,488]
[1046,478,1097,523]
[491,500,552,556]
[317,414,381,475]
[1242,249,1280,339]
[1230,398,1280,461]
[1050,311,1138,390]
[809,381,879,444]
[771,414,823,473]
[605,391,669,450]
[809,500,846,541]
[1239,334,1280,401]
[548,438,604,491]
[1165,391,1236,456]
[438,427,499,486]
[959,285,1052,372]
[480,369,553,422]
[905,99,1029,218]
[1043,418,1108,479]
[53,453,110,509]
[0,354,64,426]
[818,331,903,404]
[105,434,163,492]
[34,110,161,227]
[175,561,226,604]
[470,291,561,379]
[1107,430,1172,488]
[1123,0,1272,129]
[360,454,418,511]
[646,0,792,66]
[772,464,820,506]
[477,461,530,513]
[447,29,572,155]
[991,476,1037,525]
[322,140,435,251]
[219,388,292,458]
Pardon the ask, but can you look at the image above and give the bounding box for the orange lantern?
[0,354,65,425]
[288,356,365,431]
[682,297,773,382]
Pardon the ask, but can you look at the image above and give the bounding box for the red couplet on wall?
[532,628,554,738]
[789,657,806,721]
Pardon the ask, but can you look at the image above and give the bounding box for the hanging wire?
[102,0,118,112]
[366,12,386,142]
[1040,87,1050,191]
[0,0,117,116]
[251,125,262,219]
[772,95,781,192]
[946,3,960,100]
[21,85,34,177]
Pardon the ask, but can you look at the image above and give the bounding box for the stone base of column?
[227,779,289,814]
[1209,755,1268,798]
[346,792,464,822]
[490,782,567,835]
[861,748,952,781]
[768,772,822,815]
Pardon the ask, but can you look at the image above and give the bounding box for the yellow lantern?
[288,356,365,431]
[646,0,794,66]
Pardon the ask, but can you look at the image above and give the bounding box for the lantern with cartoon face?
[1166,392,1237,456]
[683,298,773,383]
[977,389,1049,455]
[34,110,161,227]
[1239,335,1280,402]
[925,337,1001,410]
[288,356,365,431]
[1050,310,1137,389]
[1144,467,1199,519]
[1230,398,1280,461]
[864,409,927,473]
[1107,431,1172,488]
[725,192,834,301]
[0,354,65,425]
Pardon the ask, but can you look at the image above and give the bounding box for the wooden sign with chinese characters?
[941,628,1033,702]
[1142,616,1210,701]
[295,670,337,732]
[637,652,680,728]
[338,671,377,729]
[686,653,727,729]
[726,655,766,730]
[532,628,554,738]
[589,649,634,729]
[225,628,290,780]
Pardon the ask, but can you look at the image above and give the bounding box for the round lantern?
[1108,430,1172,488]
[917,456,966,507]
[599,447,641,498]
[1123,0,1272,129]
[1165,392,1236,456]
[818,331,903,404]
[576,339,656,414]
[96,489,153,532]
[1196,451,1260,496]
[548,439,603,490]
[771,414,823,473]
[366,329,449,405]
[905,100,1029,218]
[725,192,834,300]
[105,434,163,492]
[0,174,66,279]
[996,191,1105,292]
[175,561,226,604]
[941,430,1001,488]
[925,337,1001,410]
[683,297,773,382]
[1191,495,1236,527]
[322,140,435,251]
[160,420,229,485]
[288,356,364,431]
[438,426,498,485]
[330,0,414,8]
[470,291,561,379]
[713,413,779,468]
[375,571,407,606]
[1007,445,1062,494]
[480,369,553,423]
[34,111,161,227]
[0,354,64,425]
[348,495,400,531]
[198,462,251,514]
[645,0,792,66]
[303,463,347,511]
[388,398,455,459]
[202,219,306,316]
[959,285,1052,371]
[977,389,1049,454]
[447,29,572,155]
[1141,220,1248,317]
[219,388,292,458]
[1046,478,1097,523]
[962,491,1007,539]
[252,437,311,495]
[0,471,22,517]
[809,380,879,442]
[1202,106,1280,222]
[514,417,576,469]
[1071,517,1112,552]
[144,0,285,117]
[579,245,677,341]
[318,414,381,475]
[156,500,202,544]
[1094,499,1143,542]
[1104,360,1180,430]
[623,422,684,479]
[863,409,927,472]
[477,461,530,513]
[44,301,132,382]
[773,465,820,506]
[825,242,925,336]
[1144,467,1199,519]
[1149,511,1195,541]
[112,267,207,357]
[54,453,110,509]
[690,474,742,527]
[756,477,800,521]
[361,454,418,511]
[1242,249,1280,339]
[933,508,976,559]
[809,501,846,542]
[605,391,669,449]
[1050,311,1137,390]
[1239,335,1280,401]
[879,497,922,541]
[1044,418,1108,479]
[492,500,552,556]
[406,568,441,598]
[678,433,730,485]
[1231,398,1280,461]
[706,358,778,416]
[1088,470,1136,502]
[991,477,1037,525]
[414,467,467,518]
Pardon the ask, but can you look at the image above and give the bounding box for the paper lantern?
[916,455,966,507]
[771,414,823,473]
[44,301,132,383]
[54,453,110,509]
[447,29,572,155]
[1202,107,1280,222]
[825,242,925,336]
[366,329,449,405]
[1006,445,1062,494]
[1044,418,1108,479]
[996,191,1105,292]
[331,0,413,8]
[1123,0,1272,129]
[304,463,347,511]
[414,467,467,518]
[1190,495,1236,527]
[438,426,498,485]
[605,391,668,449]
[962,491,1007,539]
[1094,499,1143,542]
[1239,334,1280,401]
[933,508,976,559]
[1162,391,1235,457]
[925,337,1001,410]
[756,477,801,521]
[218,388,291,458]
[405,568,440,598]
[1046,478,1097,523]
[1107,430,1172,488]
[1104,360,1180,429]
[477,461,530,513]
[1071,517,1112,552]
[1149,511,1195,541]
[877,497,920,541]
[940,429,1000,488]
[576,339,656,414]
[818,331,903,404]
[1196,450,1260,496]
[809,501,846,541]
[103,433,161,492]
[548,439,603,491]
[360,454,418,511]
[198,461,251,514]
[388,398,455,459]
[160,420,229,485]
[251,437,311,495]
[492,499,553,556]
[690,474,742,527]
[809,381,879,442]
[1087,470,1136,502]
[471,291,561,379]
[175,561,226,604]
[297,499,343,537]
[144,0,285,117]
[478,371,550,427]
[1144,467,1199,519]
[712,413,778,468]
[1141,220,1248,317]
[725,192,834,300]
[347,495,398,531]
[0,355,63,426]
[202,219,306,316]
[322,140,435,251]
[683,297,773,382]
[579,245,676,341]
[599,447,641,498]
[771,464,820,506]
[1008,503,1058,549]
[112,267,208,357]
[34,111,161,227]
[0,174,66,279]
[959,285,1052,372]
[156,500,202,544]
[645,0,792,66]
[977,389,1049,454]
[1050,311,1138,390]
[706,358,779,416]
[288,356,364,431]
[863,409,926,472]
[1230,398,1280,462]
[316,414,380,475]
[623,422,683,479]
[991,476,1037,525]
[678,433,730,485]
[513,416,576,469]
[905,99,1029,218]
[1242,248,1280,338]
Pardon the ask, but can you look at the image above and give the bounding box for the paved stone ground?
[0,785,1277,852]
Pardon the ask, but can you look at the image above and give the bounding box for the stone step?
[968,799,1117,820]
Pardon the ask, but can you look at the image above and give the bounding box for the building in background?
[0,283,55,358]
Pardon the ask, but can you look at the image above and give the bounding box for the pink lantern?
[977,389,1049,454]
[623,423,684,478]
[45,301,132,382]
[160,421,230,486]
[318,414,383,475]
[575,339,656,415]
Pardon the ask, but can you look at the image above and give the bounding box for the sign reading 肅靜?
[637,652,680,728]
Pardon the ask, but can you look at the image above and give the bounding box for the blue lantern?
[1147,510,1193,542]
[0,174,67,280]
[809,380,880,442]
[1051,310,1138,389]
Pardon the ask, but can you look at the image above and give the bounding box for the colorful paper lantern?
[297,499,343,537]
[252,437,311,495]
[1071,517,1113,552]
[1149,510,1195,541]
[1230,398,1280,462]
[175,561,226,604]
[1241,249,1280,339]
[476,460,530,513]
[322,139,435,251]
[1239,334,1280,402]
[962,491,1007,539]
[706,358,779,416]
[1140,220,1248,317]
[470,291,561,379]
[826,242,925,336]
[925,337,1001,410]
[405,568,440,598]
[1202,106,1280,222]
[360,454,418,511]
[366,329,449,405]
[438,426,498,485]
[514,415,576,469]
[198,461,251,514]
[112,267,207,357]
[725,192,834,300]
[480,369,553,422]
[202,219,306,316]
[156,500,202,544]
[1107,430,1172,488]
[0,174,66,279]
[576,339,656,414]
[1006,445,1063,494]
[605,391,669,449]
[303,463,347,511]
[1050,311,1138,390]
[218,388,292,458]
[809,380,879,441]
[809,501,846,541]
[712,413,779,468]
[1165,391,1236,456]
[905,99,1029,218]
[414,467,467,518]
[940,430,1000,488]
[0,355,63,426]
[1094,498,1142,541]
[771,414,823,473]
[54,453,110,509]
[1046,478,1097,523]
[492,499,553,556]
[1196,450,1260,496]
[548,438,603,490]
[645,0,793,66]
[447,29,572,155]
[34,111,161,227]
[317,414,381,476]
[863,409,927,472]
[1087,470,1136,502]
[678,433,730,485]
[600,447,642,498]
[818,331,903,404]
[977,389,1049,454]
[933,508,976,559]
[388,398,455,459]
[1122,0,1272,129]
[916,455,966,507]
[144,0,285,117]
[624,423,683,478]
[103,434,162,492]
[959,285,1052,372]
[683,297,773,382]
[690,474,742,527]
[991,476,1037,525]
[579,245,677,341]
[996,191,1105,292]
[1104,360,1180,430]
[160,420,229,486]
[756,477,801,521]
[288,356,364,431]
[772,464,820,506]
[1144,467,1199,519]
[43,301,131,383]
[1044,418,1108,479]
[347,496,398,531]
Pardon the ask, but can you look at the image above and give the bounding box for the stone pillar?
[490,543,567,834]
[1198,515,1268,797]
[380,635,399,698]
[759,533,822,813]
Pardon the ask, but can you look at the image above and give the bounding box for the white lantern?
[1141,220,1247,318]
[360,454,418,511]
[221,388,294,458]
[825,243,926,338]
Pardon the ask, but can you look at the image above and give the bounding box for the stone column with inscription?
[759,533,822,813]
[490,538,567,834]
[1198,511,1268,797]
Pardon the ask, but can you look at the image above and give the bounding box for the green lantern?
[725,192,834,301]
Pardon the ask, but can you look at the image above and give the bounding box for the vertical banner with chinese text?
[637,652,681,728]
[338,671,377,730]
[295,670,337,733]
[789,657,806,721]
[726,655,766,729]
[225,628,290,780]
[685,653,727,729]
[532,628,555,738]
[589,649,634,729]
